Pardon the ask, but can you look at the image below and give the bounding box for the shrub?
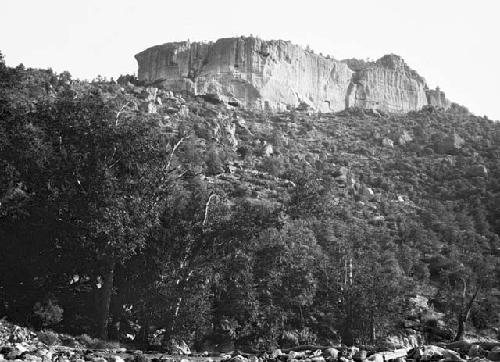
[37,330,60,346]
[77,333,96,347]
[33,299,63,327]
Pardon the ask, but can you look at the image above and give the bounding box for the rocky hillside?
[1,318,500,362]
[1,58,499,353]
[135,37,451,113]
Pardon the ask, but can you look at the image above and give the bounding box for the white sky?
[1,0,499,120]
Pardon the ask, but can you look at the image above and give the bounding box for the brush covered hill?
[1,56,500,351]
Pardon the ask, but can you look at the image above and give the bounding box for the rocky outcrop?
[426,87,451,109]
[135,37,450,113]
[345,54,428,113]
[135,37,353,112]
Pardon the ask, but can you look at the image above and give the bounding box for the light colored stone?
[438,133,464,153]
[468,345,484,358]
[467,165,488,177]
[109,356,125,362]
[136,37,442,113]
[426,87,451,110]
[346,54,428,113]
[382,137,394,147]
[398,130,413,145]
[312,357,325,362]
[323,348,339,359]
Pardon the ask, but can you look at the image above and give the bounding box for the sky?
[1,0,499,120]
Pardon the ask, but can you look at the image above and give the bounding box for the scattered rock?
[467,165,488,177]
[488,349,500,361]
[353,350,366,362]
[139,101,157,114]
[398,131,413,145]
[382,137,394,148]
[437,133,464,154]
[109,356,125,362]
[322,348,338,360]
[264,143,274,157]
[164,338,190,355]
[271,349,283,359]
[468,345,485,358]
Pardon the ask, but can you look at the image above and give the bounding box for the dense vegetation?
[1,52,499,351]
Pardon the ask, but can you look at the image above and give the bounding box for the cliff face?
[135,37,353,112]
[135,38,446,113]
[426,87,451,110]
[346,54,429,113]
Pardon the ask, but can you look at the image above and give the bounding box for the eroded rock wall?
[136,37,353,112]
[426,87,451,110]
[346,54,428,113]
[135,38,446,113]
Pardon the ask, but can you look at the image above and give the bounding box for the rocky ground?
[1,320,499,362]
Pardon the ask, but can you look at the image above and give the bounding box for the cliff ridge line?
[135,37,450,113]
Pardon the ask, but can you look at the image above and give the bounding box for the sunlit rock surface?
[135,37,449,113]
[346,54,428,113]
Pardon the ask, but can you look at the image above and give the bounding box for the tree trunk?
[455,313,466,341]
[97,261,115,340]
[370,310,376,343]
[454,287,480,341]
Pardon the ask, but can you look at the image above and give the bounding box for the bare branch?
[166,137,185,171]
[115,102,133,126]
[203,192,217,228]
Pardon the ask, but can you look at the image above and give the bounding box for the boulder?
[467,165,488,177]
[164,338,190,355]
[408,346,460,362]
[229,355,248,362]
[367,354,384,362]
[272,349,283,359]
[139,101,157,114]
[353,350,366,362]
[446,340,471,354]
[468,345,485,358]
[311,357,325,362]
[437,133,464,154]
[488,350,500,361]
[382,138,394,148]
[289,351,307,359]
[333,166,349,183]
[248,356,260,362]
[322,348,339,360]
[109,356,125,362]
[398,131,413,145]
[264,144,274,157]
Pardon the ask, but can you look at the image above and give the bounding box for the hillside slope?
[0,61,499,350]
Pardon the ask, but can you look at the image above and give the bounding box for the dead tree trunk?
[97,261,115,340]
[454,282,480,341]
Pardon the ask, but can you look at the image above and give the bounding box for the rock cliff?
[344,54,429,113]
[135,37,449,113]
[425,87,451,109]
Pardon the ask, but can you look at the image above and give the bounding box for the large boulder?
[437,133,465,154]
[408,345,461,361]
[323,348,339,360]
[163,338,191,355]
[488,348,500,361]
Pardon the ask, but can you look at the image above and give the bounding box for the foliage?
[37,330,60,346]
[0,57,499,348]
